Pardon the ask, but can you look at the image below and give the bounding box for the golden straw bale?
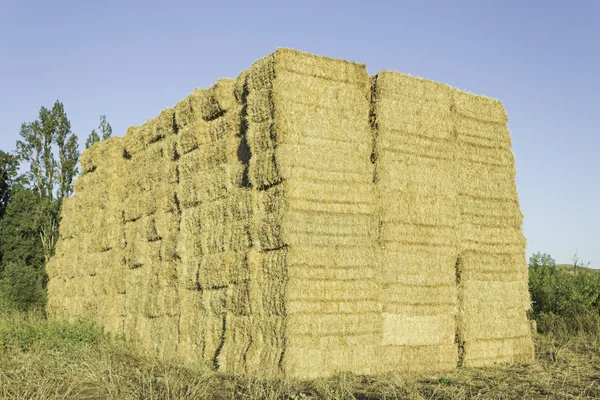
[452,89,508,123]
[200,78,236,121]
[378,344,458,373]
[248,249,287,318]
[177,290,205,362]
[218,315,252,375]
[199,251,248,289]
[461,336,533,367]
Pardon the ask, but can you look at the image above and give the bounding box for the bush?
[0,308,105,352]
[529,252,600,335]
[0,261,47,311]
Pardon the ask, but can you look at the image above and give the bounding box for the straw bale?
[174,89,207,130]
[283,344,379,379]
[178,290,205,362]
[200,78,236,121]
[378,344,458,373]
[123,190,157,222]
[251,48,368,88]
[248,144,372,190]
[247,249,287,318]
[72,168,104,195]
[199,251,248,289]
[234,70,249,104]
[285,299,381,315]
[226,282,251,316]
[178,165,234,208]
[244,316,286,377]
[459,195,523,227]
[286,244,377,268]
[218,314,252,375]
[204,315,226,364]
[452,90,508,123]
[461,336,533,366]
[381,284,456,306]
[286,279,379,303]
[376,156,456,195]
[79,136,125,174]
[178,207,202,277]
[58,197,81,239]
[286,265,375,282]
[455,117,512,148]
[381,222,457,248]
[381,313,455,346]
[142,263,180,318]
[379,192,458,226]
[374,98,453,139]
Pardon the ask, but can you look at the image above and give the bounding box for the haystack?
[47,48,533,379]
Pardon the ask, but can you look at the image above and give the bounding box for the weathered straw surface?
[246,49,381,378]
[47,48,532,380]
[452,90,533,366]
[371,71,459,372]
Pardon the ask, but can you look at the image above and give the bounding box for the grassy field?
[1,309,600,399]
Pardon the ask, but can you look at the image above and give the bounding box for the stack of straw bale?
[370,71,460,372]
[47,137,127,337]
[452,91,533,366]
[245,49,381,378]
[121,107,181,359]
[47,48,533,379]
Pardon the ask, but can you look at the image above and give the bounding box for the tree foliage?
[85,115,112,149]
[0,260,47,311]
[0,186,45,275]
[15,100,79,263]
[0,150,18,220]
[529,252,600,335]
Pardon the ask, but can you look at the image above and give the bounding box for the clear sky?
[0,1,598,266]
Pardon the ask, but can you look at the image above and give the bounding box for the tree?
[15,100,79,263]
[0,150,18,220]
[99,115,112,140]
[0,186,45,275]
[85,129,100,149]
[85,115,112,149]
[0,260,47,311]
[0,150,19,267]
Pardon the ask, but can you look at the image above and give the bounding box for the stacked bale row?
[452,91,534,366]
[121,108,181,359]
[47,137,127,335]
[245,49,381,378]
[174,76,254,373]
[370,71,459,371]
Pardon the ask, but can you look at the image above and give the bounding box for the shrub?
[0,261,47,312]
[529,252,600,335]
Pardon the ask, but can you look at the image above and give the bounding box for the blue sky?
[0,1,598,266]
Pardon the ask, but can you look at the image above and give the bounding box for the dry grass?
[1,307,600,399]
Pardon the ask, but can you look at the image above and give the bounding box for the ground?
[1,310,600,400]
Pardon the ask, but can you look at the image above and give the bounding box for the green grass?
[2,308,600,399]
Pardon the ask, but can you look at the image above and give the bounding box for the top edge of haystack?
[250,47,369,86]
[80,136,125,174]
[123,107,178,155]
[373,69,508,123]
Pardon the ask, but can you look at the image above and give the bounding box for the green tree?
[0,186,45,275]
[85,129,100,149]
[15,100,79,263]
[85,115,112,149]
[99,115,112,140]
[0,150,18,220]
[0,150,19,267]
[529,251,600,335]
[0,260,47,311]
